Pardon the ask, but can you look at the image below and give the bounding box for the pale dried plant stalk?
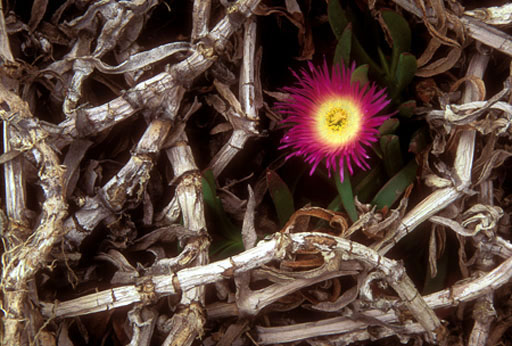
[393,0,512,57]
[257,248,512,344]
[208,15,260,177]
[41,227,512,344]
[161,133,209,346]
[1,1,512,345]
[0,86,68,344]
[374,54,491,255]
[464,3,512,26]
[0,0,262,344]
[61,0,263,252]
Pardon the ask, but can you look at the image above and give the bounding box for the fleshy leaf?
[327,194,342,212]
[266,169,295,227]
[377,47,390,76]
[398,100,416,118]
[328,0,348,39]
[378,118,400,135]
[371,160,417,209]
[380,134,404,177]
[351,39,383,75]
[354,164,385,203]
[350,64,369,86]
[334,23,352,66]
[211,240,245,260]
[381,9,411,75]
[394,53,417,96]
[202,170,240,239]
[372,116,394,159]
[335,166,358,222]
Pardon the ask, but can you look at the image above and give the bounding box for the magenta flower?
[276,60,392,181]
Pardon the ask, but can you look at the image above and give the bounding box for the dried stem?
[393,0,512,56]
[256,248,512,344]
[374,53,490,255]
[209,15,260,176]
[2,1,512,345]
[0,87,68,344]
[62,0,262,251]
[161,133,209,346]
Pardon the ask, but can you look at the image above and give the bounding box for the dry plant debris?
[0,0,512,345]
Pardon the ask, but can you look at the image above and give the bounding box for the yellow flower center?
[316,98,362,145]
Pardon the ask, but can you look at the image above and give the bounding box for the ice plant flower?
[276,60,393,181]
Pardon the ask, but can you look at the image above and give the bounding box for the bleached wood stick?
[256,250,512,344]
[374,53,490,255]
[42,233,282,318]
[393,0,512,56]
[0,2,27,229]
[42,231,443,342]
[0,88,68,345]
[191,0,211,40]
[209,15,260,176]
[161,133,209,346]
[61,0,263,251]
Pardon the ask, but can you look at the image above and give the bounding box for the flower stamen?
[326,107,348,131]
[316,99,361,146]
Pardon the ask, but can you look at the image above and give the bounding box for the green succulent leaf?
[328,0,348,39]
[354,163,386,203]
[351,38,383,76]
[329,0,384,76]
[377,47,390,76]
[398,100,416,118]
[327,194,342,212]
[202,170,240,239]
[378,118,400,135]
[373,115,399,162]
[334,23,353,66]
[266,169,295,227]
[350,64,369,86]
[335,166,358,222]
[394,53,417,96]
[371,159,417,209]
[211,239,245,260]
[381,9,412,75]
[380,134,404,177]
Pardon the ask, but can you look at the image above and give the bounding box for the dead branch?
[1,1,512,345]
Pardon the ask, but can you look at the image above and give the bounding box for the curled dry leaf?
[241,185,257,250]
[473,149,512,185]
[462,204,504,235]
[254,2,314,60]
[449,76,486,101]
[416,46,463,77]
